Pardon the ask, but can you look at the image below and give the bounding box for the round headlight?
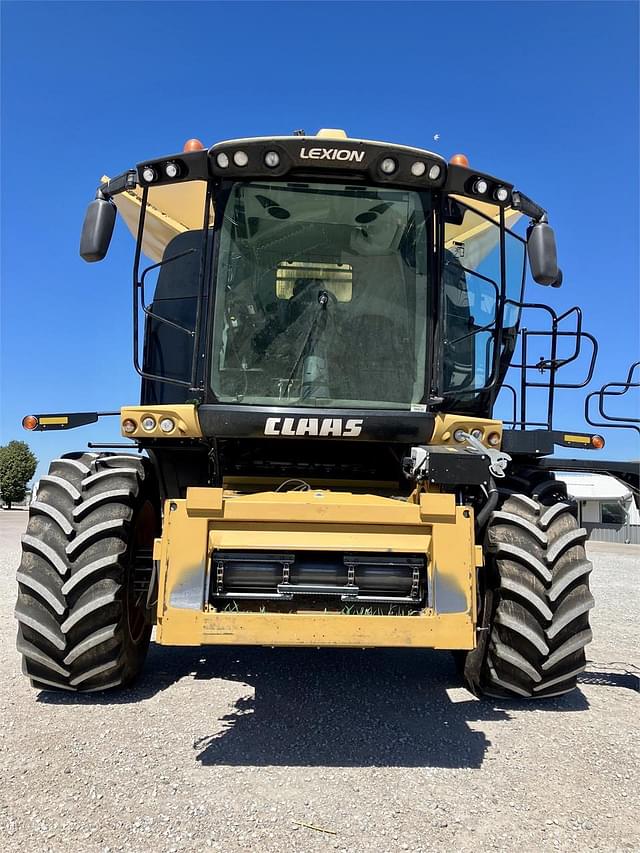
[233,150,249,167]
[495,186,509,202]
[473,178,488,195]
[165,161,180,179]
[122,419,137,435]
[141,416,156,432]
[380,157,397,175]
[487,432,501,446]
[160,417,176,434]
[453,429,466,443]
[216,152,230,169]
[141,166,156,183]
[471,428,483,440]
[264,151,280,168]
[411,161,426,177]
[428,163,442,180]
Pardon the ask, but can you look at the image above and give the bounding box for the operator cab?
[80,129,562,440]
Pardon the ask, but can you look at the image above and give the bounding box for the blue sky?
[1,1,638,481]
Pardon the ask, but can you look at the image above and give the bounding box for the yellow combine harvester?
[16,129,636,698]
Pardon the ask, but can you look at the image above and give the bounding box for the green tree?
[0,441,38,509]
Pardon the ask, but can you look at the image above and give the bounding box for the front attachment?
[154,488,479,650]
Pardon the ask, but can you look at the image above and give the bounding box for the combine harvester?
[16,129,638,697]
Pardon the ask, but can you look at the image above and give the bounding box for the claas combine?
[16,129,637,698]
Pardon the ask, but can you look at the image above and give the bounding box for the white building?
[557,472,640,544]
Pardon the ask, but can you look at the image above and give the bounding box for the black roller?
[213,550,424,599]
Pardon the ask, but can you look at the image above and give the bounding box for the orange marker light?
[183,138,205,152]
[449,153,470,167]
[22,415,38,431]
[591,434,605,450]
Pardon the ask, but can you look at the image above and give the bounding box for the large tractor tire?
[15,452,160,692]
[471,473,594,699]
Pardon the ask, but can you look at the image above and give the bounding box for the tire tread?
[480,471,593,698]
[15,452,157,693]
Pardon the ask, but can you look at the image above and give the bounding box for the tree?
[0,441,37,509]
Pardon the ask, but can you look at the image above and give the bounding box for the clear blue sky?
[1,1,638,481]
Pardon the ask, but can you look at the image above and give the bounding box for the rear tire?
[15,452,159,692]
[472,473,593,698]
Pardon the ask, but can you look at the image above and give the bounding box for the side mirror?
[79,197,116,262]
[527,221,561,286]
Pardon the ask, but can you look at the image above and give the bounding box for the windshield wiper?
[284,290,330,398]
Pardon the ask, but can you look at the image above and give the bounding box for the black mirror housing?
[79,197,116,262]
[527,221,561,286]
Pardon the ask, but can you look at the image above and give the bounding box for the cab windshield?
[211,181,431,409]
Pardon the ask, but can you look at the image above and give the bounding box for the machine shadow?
[188,645,588,769]
[37,643,589,769]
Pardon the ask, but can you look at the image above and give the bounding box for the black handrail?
[132,187,207,391]
[585,362,640,434]
[500,299,599,431]
[140,249,199,336]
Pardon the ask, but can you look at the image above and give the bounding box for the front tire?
[477,476,594,698]
[15,452,159,692]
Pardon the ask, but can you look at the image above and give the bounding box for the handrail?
[500,300,599,431]
[585,362,640,434]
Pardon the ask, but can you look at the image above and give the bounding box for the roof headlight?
[141,166,156,183]
[380,157,397,175]
[428,163,442,180]
[473,178,489,195]
[233,150,249,167]
[216,152,230,169]
[264,150,280,168]
[411,161,426,177]
[164,161,180,179]
[495,186,509,202]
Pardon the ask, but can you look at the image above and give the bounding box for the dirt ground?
[1,511,638,852]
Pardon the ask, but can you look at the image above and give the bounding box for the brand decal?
[264,417,363,437]
[299,147,366,164]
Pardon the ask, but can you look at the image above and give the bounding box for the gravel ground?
[0,510,638,852]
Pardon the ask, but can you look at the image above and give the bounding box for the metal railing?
[585,361,640,435]
[499,302,598,431]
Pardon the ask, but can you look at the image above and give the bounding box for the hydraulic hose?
[475,476,499,531]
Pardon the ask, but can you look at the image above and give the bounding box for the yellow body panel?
[154,488,479,651]
[160,610,473,649]
[430,413,503,448]
[120,404,203,438]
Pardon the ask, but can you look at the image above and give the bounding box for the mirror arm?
[511,190,547,222]
[98,169,138,200]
